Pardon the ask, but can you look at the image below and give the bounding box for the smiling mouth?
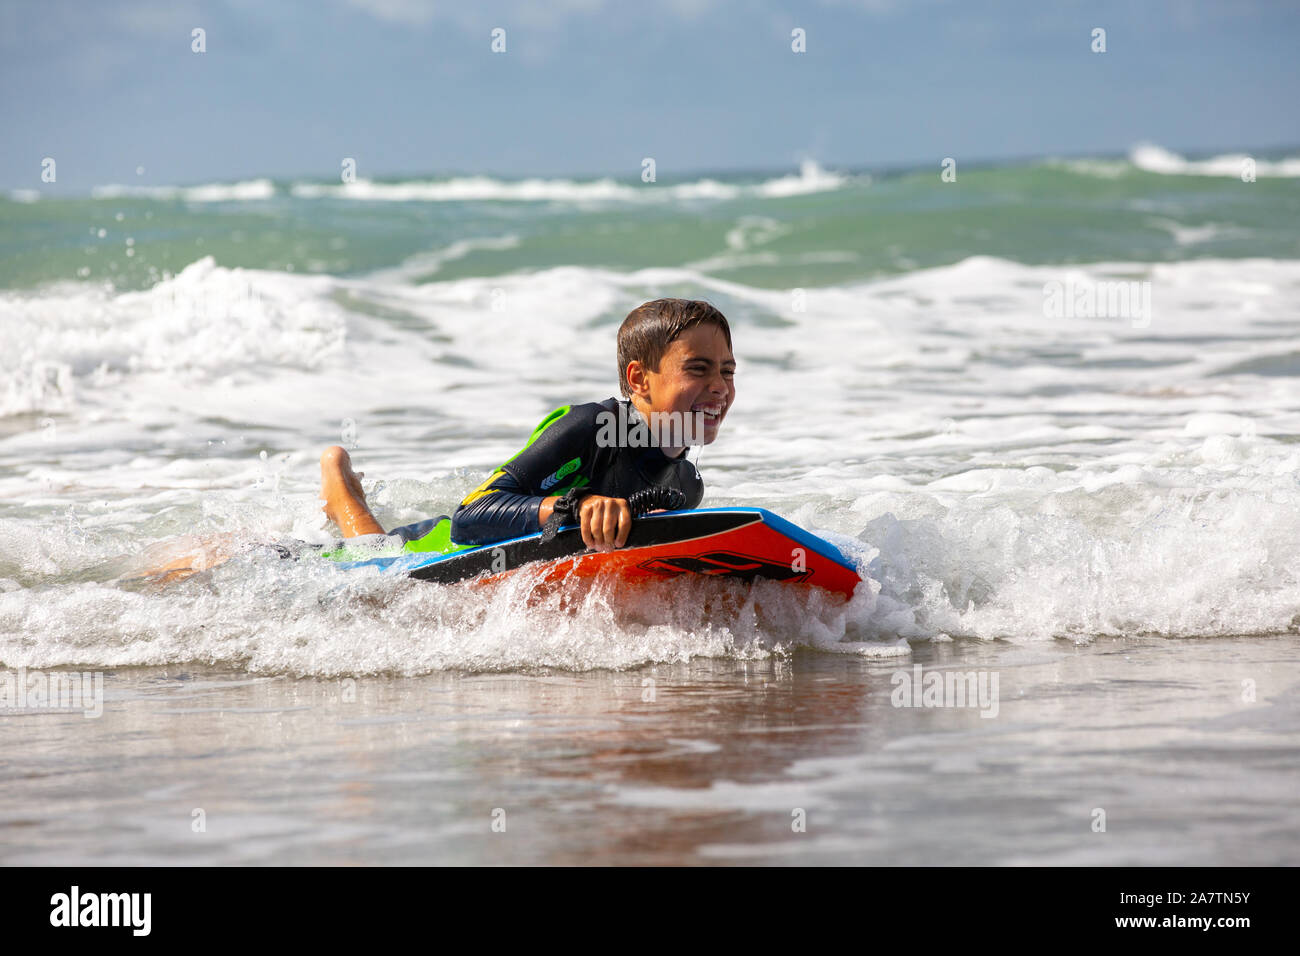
[691,404,723,422]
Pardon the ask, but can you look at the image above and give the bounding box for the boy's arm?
[449,466,556,545]
[452,476,629,551]
[451,404,626,547]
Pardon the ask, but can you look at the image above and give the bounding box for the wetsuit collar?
[621,398,689,460]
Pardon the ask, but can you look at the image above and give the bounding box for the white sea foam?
[1052,144,1300,179]
[287,160,848,203]
[3,253,1300,671]
[291,175,638,202]
[1131,144,1300,178]
[754,158,853,196]
[89,179,277,202]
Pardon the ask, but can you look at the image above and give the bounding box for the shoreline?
[3,633,1295,865]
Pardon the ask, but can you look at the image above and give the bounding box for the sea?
[2,144,1298,865]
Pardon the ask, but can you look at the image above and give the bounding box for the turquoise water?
[5,152,1298,294]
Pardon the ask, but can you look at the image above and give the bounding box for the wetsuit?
[448,397,704,545]
[280,397,702,561]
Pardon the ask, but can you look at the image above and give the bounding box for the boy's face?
[630,323,736,445]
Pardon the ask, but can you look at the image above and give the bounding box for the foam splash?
[857,476,1300,642]
[0,536,902,674]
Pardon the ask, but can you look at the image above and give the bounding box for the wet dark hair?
[616,299,733,397]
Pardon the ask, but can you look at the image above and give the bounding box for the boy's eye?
[684,366,735,380]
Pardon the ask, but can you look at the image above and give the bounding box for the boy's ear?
[625,360,652,398]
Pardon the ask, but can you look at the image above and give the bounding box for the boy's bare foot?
[320,445,385,538]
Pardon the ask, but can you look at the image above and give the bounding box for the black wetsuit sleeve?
[450,404,600,545]
[450,467,545,544]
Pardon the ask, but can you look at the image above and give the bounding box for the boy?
[324,297,735,554]
[145,299,734,581]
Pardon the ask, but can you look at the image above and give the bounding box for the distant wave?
[48,147,1300,207]
[68,162,848,205]
[289,160,850,202]
[1054,144,1300,179]
[1144,216,1248,246]
[292,175,637,202]
[1130,143,1300,177]
[754,159,853,197]
[89,179,276,202]
[366,234,523,282]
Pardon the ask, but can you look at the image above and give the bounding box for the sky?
[1,0,1297,190]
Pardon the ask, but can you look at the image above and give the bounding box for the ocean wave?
[0,256,347,418]
[1130,143,1300,177]
[365,234,523,283]
[89,179,277,202]
[292,175,637,202]
[755,159,853,196]
[1144,216,1248,246]
[1054,144,1300,179]
[288,160,849,203]
[6,254,1300,656]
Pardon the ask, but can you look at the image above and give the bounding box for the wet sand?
[2,635,1296,865]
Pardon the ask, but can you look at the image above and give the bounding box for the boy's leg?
[132,446,384,584]
[126,532,241,584]
[319,445,385,538]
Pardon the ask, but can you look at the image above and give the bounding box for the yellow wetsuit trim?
[458,405,574,507]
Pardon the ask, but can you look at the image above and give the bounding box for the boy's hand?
[578,495,632,552]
